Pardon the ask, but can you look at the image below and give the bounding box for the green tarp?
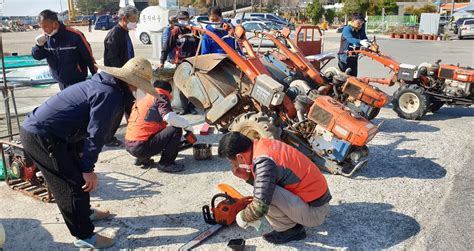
[0,55,47,69]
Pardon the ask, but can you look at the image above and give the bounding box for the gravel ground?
[0,29,473,250]
[1,106,472,250]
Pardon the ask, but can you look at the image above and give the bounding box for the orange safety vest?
[252,138,328,202]
[125,88,171,142]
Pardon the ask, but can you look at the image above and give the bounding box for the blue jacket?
[201,24,241,55]
[338,24,368,63]
[32,23,97,87]
[22,72,127,172]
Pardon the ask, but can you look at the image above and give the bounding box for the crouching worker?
[20,57,159,249]
[125,80,192,173]
[218,132,332,244]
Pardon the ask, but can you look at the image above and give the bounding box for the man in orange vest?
[218,132,332,244]
[124,81,192,172]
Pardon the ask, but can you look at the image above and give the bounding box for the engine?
[443,80,473,98]
[437,64,474,98]
[4,144,37,181]
[305,96,378,164]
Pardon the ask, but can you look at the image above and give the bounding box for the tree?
[367,0,399,16]
[325,9,336,24]
[405,3,437,19]
[342,0,370,16]
[76,0,107,15]
[306,1,325,25]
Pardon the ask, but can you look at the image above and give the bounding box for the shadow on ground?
[286,202,421,250]
[372,117,440,134]
[0,218,71,250]
[361,135,446,179]
[423,107,474,121]
[92,171,163,201]
[93,212,261,249]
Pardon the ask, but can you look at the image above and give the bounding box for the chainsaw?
[179,184,252,250]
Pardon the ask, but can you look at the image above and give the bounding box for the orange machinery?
[259,27,389,112]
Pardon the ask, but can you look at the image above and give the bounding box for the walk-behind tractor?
[173,24,380,176]
[241,25,389,120]
[348,38,474,120]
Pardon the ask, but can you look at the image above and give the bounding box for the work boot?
[105,137,123,147]
[156,162,185,173]
[134,157,154,168]
[73,233,115,249]
[263,224,306,244]
[89,208,111,221]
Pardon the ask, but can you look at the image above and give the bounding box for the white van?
[233,12,288,26]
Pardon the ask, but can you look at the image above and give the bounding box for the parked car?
[136,25,151,44]
[454,17,474,34]
[458,19,474,39]
[241,21,295,47]
[234,12,294,29]
[94,15,116,30]
[191,15,209,24]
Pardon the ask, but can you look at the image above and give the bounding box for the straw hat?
[96,57,158,97]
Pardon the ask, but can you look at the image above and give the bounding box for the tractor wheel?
[367,107,381,120]
[392,84,430,120]
[429,101,445,112]
[229,112,281,140]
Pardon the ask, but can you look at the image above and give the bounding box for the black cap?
[176,11,190,19]
[351,13,365,22]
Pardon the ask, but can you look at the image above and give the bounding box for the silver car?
[458,19,474,39]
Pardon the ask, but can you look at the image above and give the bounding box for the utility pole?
[233,0,237,17]
[451,0,455,19]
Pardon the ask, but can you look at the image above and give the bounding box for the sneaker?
[89,208,111,221]
[105,137,123,147]
[156,162,185,173]
[73,233,115,249]
[134,157,154,167]
[262,224,306,244]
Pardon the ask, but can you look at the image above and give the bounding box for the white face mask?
[46,29,58,37]
[127,22,137,30]
[178,20,189,25]
[211,23,221,29]
[238,164,252,171]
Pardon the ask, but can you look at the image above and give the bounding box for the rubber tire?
[392,84,430,120]
[229,112,281,140]
[429,101,445,112]
[140,32,151,44]
[367,107,381,120]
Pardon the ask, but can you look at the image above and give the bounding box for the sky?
[1,0,68,17]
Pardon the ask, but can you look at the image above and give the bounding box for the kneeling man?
[218,132,332,244]
[125,80,192,172]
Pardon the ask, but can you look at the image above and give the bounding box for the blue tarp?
[455,3,474,12]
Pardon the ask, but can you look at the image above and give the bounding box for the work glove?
[236,211,262,231]
[360,39,370,48]
[163,112,192,131]
[36,34,47,46]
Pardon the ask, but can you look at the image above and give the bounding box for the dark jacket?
[160,26,200,64]
[201,24,241,55]
[104,25,134,67]
[338,24,368,64]
[21,72,127,172]
[31,23,97,88]
[161,26,176,62]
